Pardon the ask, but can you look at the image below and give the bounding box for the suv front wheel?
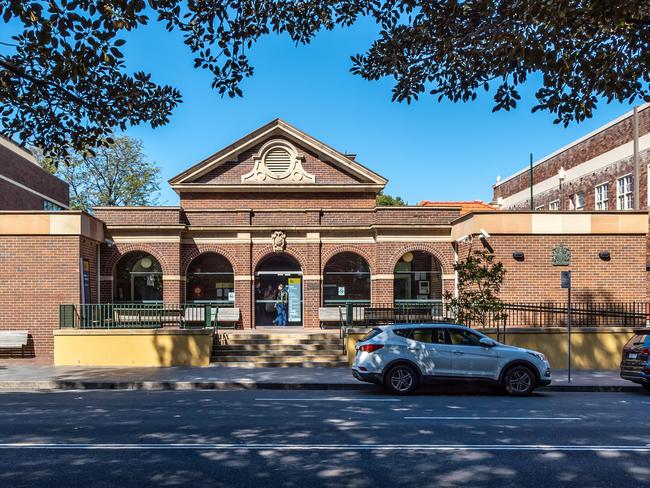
[385,364,418,395]
[503,365,536,396]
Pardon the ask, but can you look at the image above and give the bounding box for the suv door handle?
[452,350,463,355]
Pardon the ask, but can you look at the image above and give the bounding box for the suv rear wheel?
[503,365,536,396]
[385,364,418,395]
[642,384,650,393]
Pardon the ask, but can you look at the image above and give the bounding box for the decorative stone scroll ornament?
[552,243,571,266]
[241,139,315,183]
[271,231,287,253]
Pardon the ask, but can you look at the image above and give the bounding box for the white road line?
[255,398,401,402]
[0,443,648,452]
[404,416,583,421]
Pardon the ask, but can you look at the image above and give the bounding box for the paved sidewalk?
[0,365,640,392]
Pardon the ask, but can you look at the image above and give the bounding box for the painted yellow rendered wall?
[345,328,634,371]
[54,329,213,367]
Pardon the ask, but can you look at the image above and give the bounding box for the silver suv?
[352,323,551,395]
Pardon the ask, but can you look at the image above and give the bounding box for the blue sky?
[118,17,638,206]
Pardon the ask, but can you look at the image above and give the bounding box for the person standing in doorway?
[273,283,289,326]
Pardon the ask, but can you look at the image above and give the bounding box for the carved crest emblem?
[271,231,286,253]
[552,243,571,266]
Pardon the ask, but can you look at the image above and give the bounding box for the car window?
[393,328,412,338]
[411,328,447,344]
[447,329,483,346]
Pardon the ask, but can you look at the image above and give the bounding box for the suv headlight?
[527,351,547,362]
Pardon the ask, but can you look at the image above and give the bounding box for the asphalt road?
[1,388,650,487]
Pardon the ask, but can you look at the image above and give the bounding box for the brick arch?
[252,248,308,273]
[388,244,452,275]
[321,246,375,275]
[103,244,172,276]
[181,246,239,277]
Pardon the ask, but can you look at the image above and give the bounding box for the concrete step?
[215,338,343,346]
[211,360,350,368]
[213,349,343,357]
[213,354,347,363]
[214,344,341,352]
[211,331,345,367]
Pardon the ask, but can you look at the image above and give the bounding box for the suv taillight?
[643,347,650,355]
[359,344,384,353]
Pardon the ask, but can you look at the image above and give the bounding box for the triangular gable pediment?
[169,119,387,191]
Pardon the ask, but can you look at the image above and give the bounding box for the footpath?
[0,365,639,392]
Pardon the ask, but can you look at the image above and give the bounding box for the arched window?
[114,252,163,303]
[394,251,442,305]
[186,253,235,304]
[323,252,371,306]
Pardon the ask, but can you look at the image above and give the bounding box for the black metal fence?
[59,303,231,329]
[338,302,648,329]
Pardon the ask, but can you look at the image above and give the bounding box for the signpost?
[561,271,572,383]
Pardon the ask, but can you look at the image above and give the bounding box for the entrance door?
[255,255,303,327]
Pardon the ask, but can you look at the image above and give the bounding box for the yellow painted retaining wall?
[345,327,636,371]
[54,329,213,367]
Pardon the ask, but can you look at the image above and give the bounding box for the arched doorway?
[186,252,234,305]
[113,251,163,302]
[393,251,442,305]
[323,252,371,306]
[255,254,303,327]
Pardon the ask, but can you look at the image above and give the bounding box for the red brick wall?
[0,143,69,210]
[494,105,650,203]
[180,192,378,210]
[194,138,364,185]
[94,208,182,226]
[459,235,647,303]
[504,149,650,211]
[0,235,84,358]
[182,207,460,227]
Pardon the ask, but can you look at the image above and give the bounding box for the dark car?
[620,330,650,392]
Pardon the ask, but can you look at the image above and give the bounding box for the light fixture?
[402,252,414,263]
[558,167,566,182]
[140,257,153,269]
[599,251,611,261]
[513,252,525,261]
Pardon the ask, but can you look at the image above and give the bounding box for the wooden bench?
[319,307,365,328]
[0,331,29,357]
[183,307,240,328]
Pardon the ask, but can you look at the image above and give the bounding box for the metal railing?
[492,302,647,329]
[334,301,649,329]
[59,303,233,329]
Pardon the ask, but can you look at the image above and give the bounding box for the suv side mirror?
[479,337,496,347]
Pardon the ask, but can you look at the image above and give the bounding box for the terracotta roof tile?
[418,200,496,215]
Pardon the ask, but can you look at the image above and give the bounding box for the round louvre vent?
[264,148,292,175]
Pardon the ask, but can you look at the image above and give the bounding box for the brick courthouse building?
[0,118,648,360]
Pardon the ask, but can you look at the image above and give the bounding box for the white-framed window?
[568,193,584,211]
[617,174,634,210]
[535,204,545,211]
[595,183,609,210]
[574,192,585,211]
[549,200,560,211]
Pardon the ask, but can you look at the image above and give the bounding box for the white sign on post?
[287,278,301,323]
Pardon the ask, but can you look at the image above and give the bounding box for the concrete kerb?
[0,381,642,393]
